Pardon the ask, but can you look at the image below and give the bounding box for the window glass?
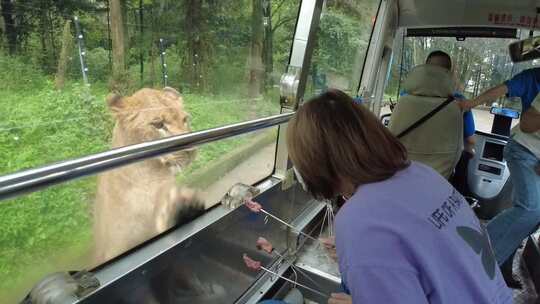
[304,0,380,98]
[386,36,528,133]
[0,0,299,301]
[0,129,277,302]
[1,0,300,175]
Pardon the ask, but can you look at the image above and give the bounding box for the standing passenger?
[461,69,540,288]
[287,90,512,304]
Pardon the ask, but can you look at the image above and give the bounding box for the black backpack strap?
[397,95,455,139]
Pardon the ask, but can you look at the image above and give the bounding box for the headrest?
[402,64,454,98]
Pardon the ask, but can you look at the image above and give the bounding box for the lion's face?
[107,87,196,172]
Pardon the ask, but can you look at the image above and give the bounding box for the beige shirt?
[512,97,540,158]
[388,65,463,179]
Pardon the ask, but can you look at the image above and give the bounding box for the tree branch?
[272,0,288,17]
[272,16,295,33]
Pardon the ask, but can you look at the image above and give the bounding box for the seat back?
[389,65,463,179]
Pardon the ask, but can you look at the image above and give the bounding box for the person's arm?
[344,265,429,303]
[460,84,508,110]
[328,293,352,304]
[465,136,476,155]
[462,110,476,154]
[520,106,540,133]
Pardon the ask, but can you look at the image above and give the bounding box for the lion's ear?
[163,87,181,99]
[106,93,123,113]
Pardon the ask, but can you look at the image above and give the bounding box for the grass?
[0,54,280,302]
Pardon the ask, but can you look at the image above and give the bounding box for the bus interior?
[2,0,540,303]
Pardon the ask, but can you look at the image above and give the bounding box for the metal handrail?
[0,113,294,201]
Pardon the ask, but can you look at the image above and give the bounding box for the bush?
[85,47,112,82]
[0,52,48,91]
[70,47,112,83]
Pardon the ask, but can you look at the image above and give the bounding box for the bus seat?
[388,64,463,179]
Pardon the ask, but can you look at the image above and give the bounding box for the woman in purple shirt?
[286,90,512,304]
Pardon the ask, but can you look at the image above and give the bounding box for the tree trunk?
[38,3,55,73]
[49,10,57,61]
[412,39,425,66]
[110,0,127,90]
[1,0,17,54]
[149,9,156,87]
[248,0,264,98]
[183,0,206,92]
[138,0,144,86]
[38,8,49,70]
[55,20,73,90]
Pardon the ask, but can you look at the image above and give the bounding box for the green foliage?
[0,52,48,91]
[82,47,112,82]
[0,49,280,302]
[313,10,366,76]
[385,36,540,101]
[0,1,375,301]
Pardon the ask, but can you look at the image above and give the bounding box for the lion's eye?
[152,121,165,129]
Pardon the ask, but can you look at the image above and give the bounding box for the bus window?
[385,35,533,133]
[0,1,300,301]
[304,0,380,98]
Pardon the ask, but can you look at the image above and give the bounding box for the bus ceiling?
[398,0,540,30]
[406,27,518,39]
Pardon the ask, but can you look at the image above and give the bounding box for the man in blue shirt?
[461,67,540,289]
[461,67,540,112]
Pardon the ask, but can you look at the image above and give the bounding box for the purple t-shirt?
[335,162,512,304]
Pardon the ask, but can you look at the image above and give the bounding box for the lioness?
[93,87,204,265]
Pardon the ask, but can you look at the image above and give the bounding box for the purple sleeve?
[345,266,430,304]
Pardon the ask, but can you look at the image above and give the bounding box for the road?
[199,143,277,209]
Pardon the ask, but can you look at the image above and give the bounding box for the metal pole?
[106,1,112,66]
[73,16,89,85]
[0,113,294,201]
[139,1,144,86]
[159,38,168,87]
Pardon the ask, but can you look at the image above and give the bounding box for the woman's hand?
[319,236,338,261]
[328,293,352,304]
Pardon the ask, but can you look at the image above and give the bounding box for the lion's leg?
[155,186,206,233]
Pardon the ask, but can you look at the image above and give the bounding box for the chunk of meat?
[245,200,262,213]
[242,254,261,271]
[256,237,273,254]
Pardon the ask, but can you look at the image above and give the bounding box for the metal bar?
[159,38,168,87]
[357,0,386,101]
[73,16,89,85]
[290,0,324,105]
[138,2,144,86]
[106,1,112,66]
[0,113,294,201]
[260,208,319,243]
[275,0,324,178]
[260,266,329,298]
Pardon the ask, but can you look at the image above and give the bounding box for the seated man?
[401,51,476,153]
[389,62,463,179]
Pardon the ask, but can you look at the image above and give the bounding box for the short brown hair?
[287,89,409,200]
[426,50,452,71]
